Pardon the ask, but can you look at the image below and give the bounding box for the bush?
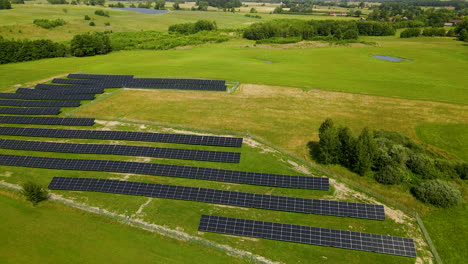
[255,36,301,44]
[84,15,91,20]
[455,163,468,180]
[21,181,48,205]
[104,22,110,26]
[47,0,68,4]
[70,32,111,57]
[400,28,421,38]
[406,153,439,179]
[89,21,96,26]
[95,9,109,17]
[412,180,462,207]
[374,165,407,184]
[154,0,165,9]
[422,27,446,37]
[168,20,217,35]
[0,38,68,64]
[33,19,67,29]
[245,14,262,19]
[11,0,24,4]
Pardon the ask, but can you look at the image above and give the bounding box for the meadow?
[0,1,467,263]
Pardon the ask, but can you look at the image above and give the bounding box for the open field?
[0,190,244,264]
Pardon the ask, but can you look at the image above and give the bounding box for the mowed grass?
[0,37,467,104]
[0,2,354,41]
[0,190,243,264]
[416,123,468,162]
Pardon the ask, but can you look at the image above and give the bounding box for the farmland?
[0,1,467,264]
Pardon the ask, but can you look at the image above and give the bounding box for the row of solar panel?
[198,215,416,258]
[36,84,105,90]
[0,126,243,147]
[0,154,329,190]
[0,108,60,115]
[0,100,80,107]
[68,73,134,80]
[0,93,94,101]
[47,177,380,220]
[18,88,105,95]
[128,78,226,86]
[0,116,95,126]
[0,139,241,163]
[125,83,227,91]
[65,74,225,86]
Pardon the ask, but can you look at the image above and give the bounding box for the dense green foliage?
[400,28,421,38]
[108,2,124,8]
[455,19,468,41]
[422,27,447,36]
[47,0,68,4]
[33,18,67,29]
[243,19,395,41]
[110,31,229,51]
[20,181,48,205]
[94,9,109,17]
[70,32,111,57]
[0,37,67,64]
[413,180,462,207]
[84,14,91,20]
[255,36,301,44]
[168,20,217,35]
[0,0,12,9]
[154,0,165,10]
[199,0,241,8]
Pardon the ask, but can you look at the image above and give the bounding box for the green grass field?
[0,1,467,263]
[0,190,244,264]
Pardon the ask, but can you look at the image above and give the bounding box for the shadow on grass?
[307,141,320,161]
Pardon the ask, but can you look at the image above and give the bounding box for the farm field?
[0,1,467,264]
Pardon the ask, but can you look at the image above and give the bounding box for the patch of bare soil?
[243,138,278,154]
[0,171,12,177]
[286,160,311,174]
[95,120,121,130]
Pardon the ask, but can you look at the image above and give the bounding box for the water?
[112,8,169,15]
[263,60,273,63]
[373,55,411,62]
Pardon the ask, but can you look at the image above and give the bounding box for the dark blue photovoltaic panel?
[0,117,94,126]
[47,177,382,220]
[0,100,80,107]
[0,126,243,147]
[17,88,105,95]
[0,93,94,101]
[198,215,416,258]
[0,107,60,115]
[0,154,330,191]
[0,139,240,163]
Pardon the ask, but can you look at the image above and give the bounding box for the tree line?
[243,19,396,41]
[314,119,465,207]
[0,0,12,9]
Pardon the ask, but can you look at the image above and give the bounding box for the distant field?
[1,38,467,105]
[0,190,242,264]
[416,123,468,162]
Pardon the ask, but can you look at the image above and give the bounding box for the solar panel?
[0,107,60,115]
[35,84,104,90]
[47,177,380,220]
[0,93,95,101]
[0,126,243,147]
[0,100,80,107]
[0,154,330,191]
[17,88,105,95]
[0,139,240,163]
[0,117,94,126]
[198,215,416,257]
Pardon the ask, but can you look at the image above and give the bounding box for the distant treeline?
[0,0,12,9]
[0,37,68,64]
[243,20,396,41]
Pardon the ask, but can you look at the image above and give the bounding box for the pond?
[112,8,169,15]
[373,55,412,62]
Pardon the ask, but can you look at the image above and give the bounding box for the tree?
[173,2,180,10]
[337,126,356,168]
[358,2,365,9]
[374,164,406,185]
[70,32,111,57]
[273,6,282,14]
[197,1,208,11]
[21,181,48,206]
[155,0,165,10]
[317,118,341,164]
[250,7,257,13]
[412,180,462,207]
[352,127,376,175]
[0,0,12,9]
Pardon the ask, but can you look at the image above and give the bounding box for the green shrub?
[255,36,302,44]
[33,19,67,29]
[104,22,110,26]
[422,27,446,37]
[245,14,262,19]
[89,21,96,26]
[47,0,68,4]
[455,163,468,180]
[400,28,421,38]
[21,181,48,205]
[168,20,217,35]
[0,0,12,9]
[71,32,111,57]
[94,9,109,17]
[374,165,407,184]
[406,153,439,178]
[412,180,462,207]
[84,15,91,20]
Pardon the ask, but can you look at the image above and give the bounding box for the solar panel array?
[198,215,416,258]
[17,88,105,95]
[0,154,328,190]
[0,126,243,147]
[0,139,241,163]
[0,99,80,107]
[0,116,95,126]
[0,93,95,101]
[46,177,381,220]
[51,73,229,91]
[0,107,60,115]
[36,84,103,90]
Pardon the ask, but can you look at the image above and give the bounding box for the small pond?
[373,55,412,62]
[112,8,169,15]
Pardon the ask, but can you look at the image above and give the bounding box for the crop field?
[0,1,467,264]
